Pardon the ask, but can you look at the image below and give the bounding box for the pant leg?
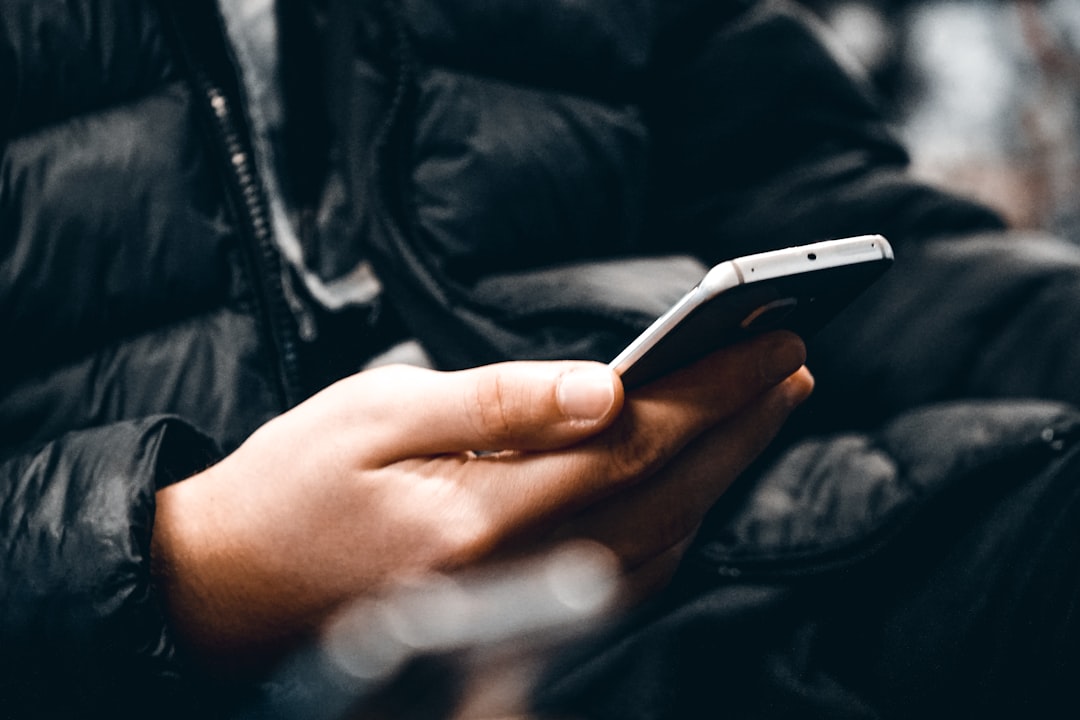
[847,440,1080,718]
[535,412,1080,720]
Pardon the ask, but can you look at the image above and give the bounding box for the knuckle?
[625,536,692,595]
[648,511,698,559]
[604,420,669,482]
[470,369,517,442]
[430,508,501,570]
[620,507,696,569]
[366,362,424,384]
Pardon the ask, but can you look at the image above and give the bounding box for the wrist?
[152,466,308,677]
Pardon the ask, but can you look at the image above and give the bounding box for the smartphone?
[610,235,894,388]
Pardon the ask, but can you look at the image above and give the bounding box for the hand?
[556,355,814,600]
[151,332,811,675]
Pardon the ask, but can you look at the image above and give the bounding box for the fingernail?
[557,367,617,421]
[784,367,815,407]
[760,334,807,384]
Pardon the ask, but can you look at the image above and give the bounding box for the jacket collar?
[216,0,382,310]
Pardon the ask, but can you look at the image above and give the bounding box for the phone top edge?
[876,234,895,260]
[697,262,744,298]
[609,264,741,375]
[730,235,892,284]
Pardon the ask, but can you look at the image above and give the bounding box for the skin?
[151,331,813,676]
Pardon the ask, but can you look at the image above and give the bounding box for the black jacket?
[3,1,1080,718]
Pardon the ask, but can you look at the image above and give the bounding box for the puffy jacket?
[3,1,1080,718]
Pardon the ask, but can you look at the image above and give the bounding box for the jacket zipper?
[203,82,304,409]
[157,1,305,409]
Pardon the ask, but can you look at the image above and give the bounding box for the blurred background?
[802,0,1080,240]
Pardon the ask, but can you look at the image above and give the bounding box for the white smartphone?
[610,235,894,388]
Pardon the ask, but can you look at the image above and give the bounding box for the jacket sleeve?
[0,415,221,719]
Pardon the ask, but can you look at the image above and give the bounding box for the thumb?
[352,361,624,463]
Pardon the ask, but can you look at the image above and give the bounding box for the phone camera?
[807,253,818,261]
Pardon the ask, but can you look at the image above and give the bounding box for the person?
[2,1,1078,719]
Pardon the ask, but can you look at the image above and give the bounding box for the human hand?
[151,332,810,675]
[554,346,814,600]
